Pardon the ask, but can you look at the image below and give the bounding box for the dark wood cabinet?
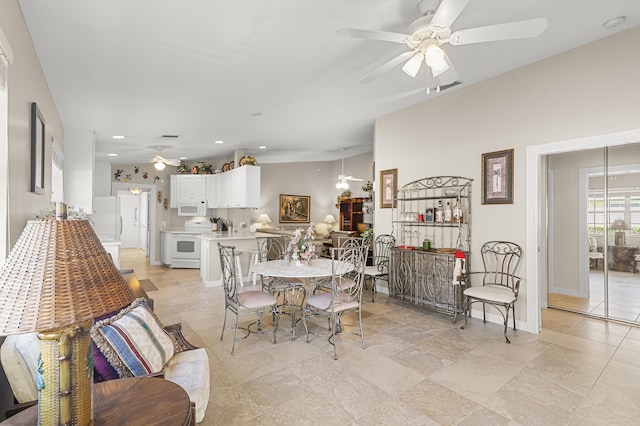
[339,198,365,232]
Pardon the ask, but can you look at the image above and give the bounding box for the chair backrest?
[479,241,522,289]
[373,234,395,272]
[330,244,368,303]
[329,231,356,248]
[588,236,598,252]
[336,235,364,249]
[217,243,239,300]
[256,236,287,261]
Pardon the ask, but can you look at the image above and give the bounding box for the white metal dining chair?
[363,234,395,302]
[218,243,281,354]
[301,245,368,359]
[460,241,522,343]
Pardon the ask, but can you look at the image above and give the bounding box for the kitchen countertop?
[98,236,121,245]
[198,231,274,241]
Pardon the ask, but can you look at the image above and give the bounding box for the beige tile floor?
[549,270,640,322]
[121,249,640,425]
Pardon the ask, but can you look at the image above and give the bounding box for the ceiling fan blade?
[337,28,409,44]
[450,18,548,46]
[166,159,181,166]
[430,0,471,30]
[359,51,415,83]
[346,176,364,182]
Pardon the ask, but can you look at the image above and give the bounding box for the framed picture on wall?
[279,194,310,223]
[481,149,514,204]
[380,168,397,208]
[30,102,45,194]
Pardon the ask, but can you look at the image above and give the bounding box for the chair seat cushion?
[306,292,358,312]
[464,285,516,304]
[164,348,210,423]
[236,290,277,309]
[90,298,175,377]
[364,265,385,277]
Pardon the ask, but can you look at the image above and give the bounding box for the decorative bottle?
[453,200,463,223]
[444,202,452,222]
[435,200,443,222]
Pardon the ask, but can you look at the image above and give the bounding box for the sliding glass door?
[547,144,640,322]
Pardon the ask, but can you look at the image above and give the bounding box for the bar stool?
[248,249,261,286]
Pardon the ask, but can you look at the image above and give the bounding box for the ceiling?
[18,0,640,166]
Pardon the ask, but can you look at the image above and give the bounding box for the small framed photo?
[380,168,397,209]
[481,149,514,204]
[279,194,310,223]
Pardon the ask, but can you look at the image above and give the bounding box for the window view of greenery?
[588,194,640,235]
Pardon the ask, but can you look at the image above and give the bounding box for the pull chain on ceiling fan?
[335,149,363,190]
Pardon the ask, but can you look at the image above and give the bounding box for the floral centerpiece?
[285,224,316,265]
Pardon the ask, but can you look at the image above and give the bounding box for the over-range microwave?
[177,201,207,216]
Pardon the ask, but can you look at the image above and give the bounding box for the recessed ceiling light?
[107,153,118,157]
[603,16,626,30]
[111,135,125,139]
[258,146,267,149]
[179,156,187,160]
[214,140,224,144]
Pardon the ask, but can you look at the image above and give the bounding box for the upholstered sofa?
[0,275,210,423]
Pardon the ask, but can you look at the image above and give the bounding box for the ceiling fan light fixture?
[402,52,424,77]
[154,160,165,171]
[424,44,444,67]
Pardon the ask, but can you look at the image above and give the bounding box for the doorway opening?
[112,182,157,265]
[546,145,640,323]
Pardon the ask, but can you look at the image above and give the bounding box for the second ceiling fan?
[338,0,548,85]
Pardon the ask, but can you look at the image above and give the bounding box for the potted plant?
[199,162,213,174]
[176,161,188,174]
[339,189,351,200]
[362,181,373,198]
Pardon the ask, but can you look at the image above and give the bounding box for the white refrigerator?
[90,196,120,239]
[90,196,122,268]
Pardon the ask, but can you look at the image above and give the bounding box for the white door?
[119,194,140,248]
[139,192,149,256]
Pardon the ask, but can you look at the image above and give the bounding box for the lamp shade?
[610,219,631,231]
[0,218,135,335]
[323,214,336,224]
[256,214,272,224]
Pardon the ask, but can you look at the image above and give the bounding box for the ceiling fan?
[338,0,547,85]
[150,155,181,171]
[334,149,363,190]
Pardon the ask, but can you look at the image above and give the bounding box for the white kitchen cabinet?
[177,175,206,203]
[215,166,260,208]
[170,175,178,208]
[170,166,260,210]
[205,174,217,208]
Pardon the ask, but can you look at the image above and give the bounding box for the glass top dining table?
[249,258,354,340]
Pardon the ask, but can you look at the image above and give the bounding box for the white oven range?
[161,219,211,269]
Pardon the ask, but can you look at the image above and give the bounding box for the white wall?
[374,26,640,333]
[249,152,373,228]
[0,0,65,416]
[1,0,64,247]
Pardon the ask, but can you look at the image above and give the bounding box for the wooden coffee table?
[2,377,193,425]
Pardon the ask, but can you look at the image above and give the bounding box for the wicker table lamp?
[0,212,135,425]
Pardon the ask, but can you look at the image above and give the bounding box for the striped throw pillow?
[90,298,175,377]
